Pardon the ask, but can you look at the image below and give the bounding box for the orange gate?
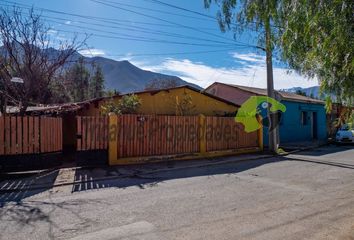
[76,116,108,151]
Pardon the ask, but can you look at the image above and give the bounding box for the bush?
[101,94,141,115]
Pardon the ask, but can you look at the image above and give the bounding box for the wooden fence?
[205,116,259,152]
[77,116,108,151]
[108,114,261,163]
[117,115,200,158]
[0,116,62,155]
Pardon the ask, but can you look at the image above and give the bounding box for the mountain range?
[82,56,201,93]
[61,50,202,93]
[280,86,322,98]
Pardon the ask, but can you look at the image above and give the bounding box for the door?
[312,112,318,140]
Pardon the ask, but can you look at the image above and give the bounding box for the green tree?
[66,57,90,102]
[90,64,105,99]
[281,0,354,103]
[204,0,283,152]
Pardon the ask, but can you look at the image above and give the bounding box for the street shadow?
[281,156,354,170]
[292,144,353,157]
[0,170,59,206]
[71,156,282,193]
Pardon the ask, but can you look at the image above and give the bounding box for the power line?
[101,48,243,57]
[0,0,217,31]
[18,12,245,46]
[11,11,238,48]
[90,0,258,48]
[0,2,228,45]
[0,1,261,50]
[56,29,242,48]
[1,2,254,49]
[143,0,216,20]
[143,0,283,30]
[99,0,212,21]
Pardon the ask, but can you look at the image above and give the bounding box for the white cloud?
[232,52,265,65]
[137,55,318,90]
[79,49,106,57]
[65,21,71,25]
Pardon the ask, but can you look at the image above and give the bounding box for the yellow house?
[78,85,239,117]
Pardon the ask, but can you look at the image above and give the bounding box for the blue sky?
[2,0,318,89]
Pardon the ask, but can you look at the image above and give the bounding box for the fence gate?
[0,116,62,156]
[76,116,108,151]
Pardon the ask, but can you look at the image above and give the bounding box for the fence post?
[108,114,118,165]
[199,114,206,155]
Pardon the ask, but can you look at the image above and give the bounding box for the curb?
[0,143,328,193]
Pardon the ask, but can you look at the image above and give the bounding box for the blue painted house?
[205,82,327,145]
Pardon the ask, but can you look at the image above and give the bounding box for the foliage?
[89,64,105,99]
[324,96,332,114]
[145,78,179,90]
[174,92,196,116]
[101,94,141,115]
[332,108,354,129]
[204,0,283,50]
[62,59,105,102]
[65,57,90,102]
[280,0,353,103]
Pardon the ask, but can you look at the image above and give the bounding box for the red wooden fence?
[205,116,259,152]
[117,115,200,158]
[0,116,62,155]
[77,116,108,151]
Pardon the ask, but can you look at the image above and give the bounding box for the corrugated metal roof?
[213,83,325,104]
[5,98,103,115]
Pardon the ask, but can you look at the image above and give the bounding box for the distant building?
[205,82,327,145]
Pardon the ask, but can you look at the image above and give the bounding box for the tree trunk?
[265,17,278,153]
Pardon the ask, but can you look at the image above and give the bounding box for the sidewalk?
[0,152,272,193]
[280,140,327,151]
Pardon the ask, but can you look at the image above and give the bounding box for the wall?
[263,100,327,145]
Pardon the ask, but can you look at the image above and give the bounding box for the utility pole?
[265,13,278,153]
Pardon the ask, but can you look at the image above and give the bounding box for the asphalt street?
[0,145,353,240]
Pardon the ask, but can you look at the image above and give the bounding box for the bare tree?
[0,7,86,115]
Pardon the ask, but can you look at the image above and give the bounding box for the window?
[301,111,308,125]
